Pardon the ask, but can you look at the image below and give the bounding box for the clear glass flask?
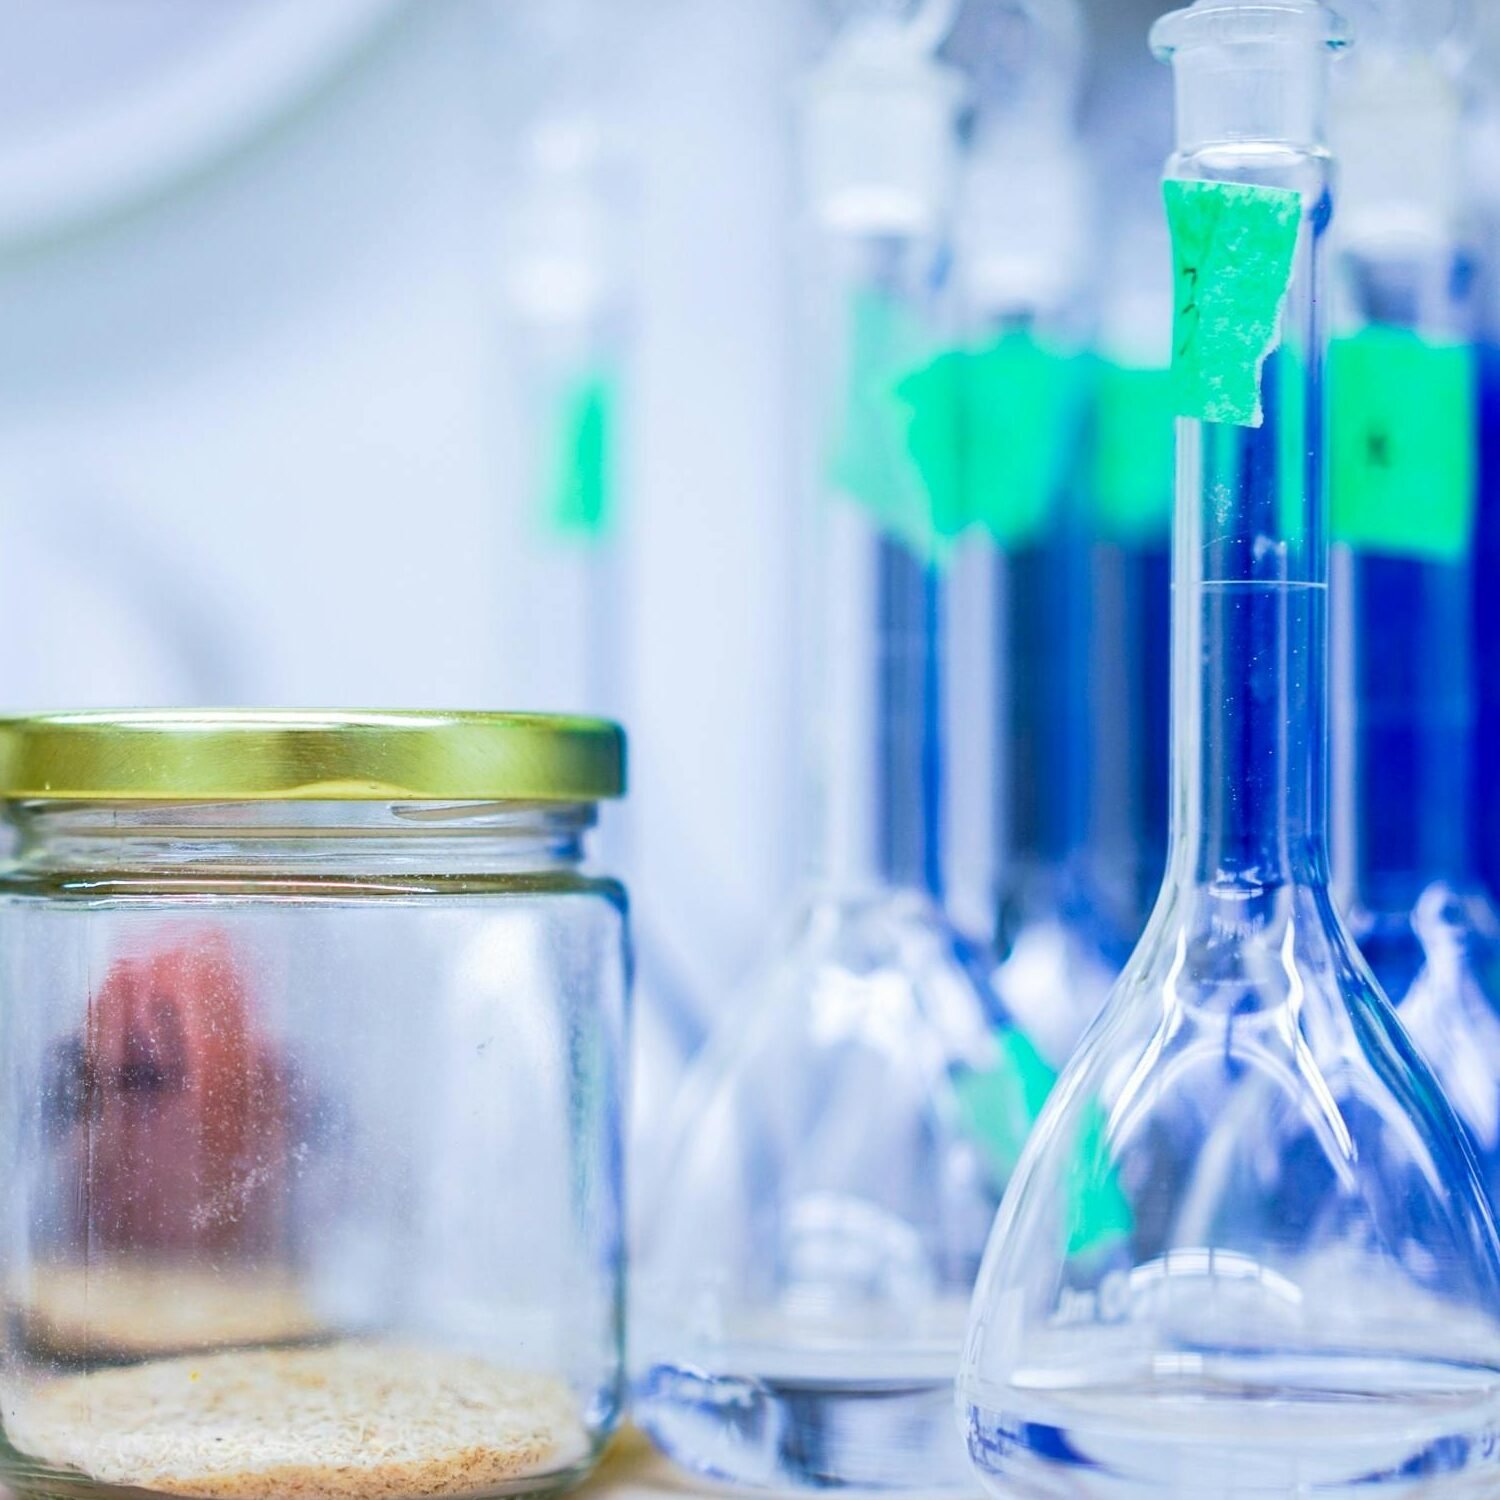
[958,3,1500,1496]
[1330,0,1500,1204]
[631,3,1009,1490]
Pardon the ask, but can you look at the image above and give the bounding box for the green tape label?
[830,293,1083,555]
[954,1028,1057,1182]
[1331,328,1476,561]
[545,370,615,543]
[1092,361,1175,540]
[1064,1101,1134,1260]
[829,290,961,558]
[1164,179,1303,428]
[958,335,1087,548]
[954,1031,1132,1257]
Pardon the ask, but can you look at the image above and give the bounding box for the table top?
[577,1428,721,1499]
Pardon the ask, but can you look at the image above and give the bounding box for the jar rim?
[0,710,626,804]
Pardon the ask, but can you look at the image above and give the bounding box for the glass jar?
[0,710,628,1500]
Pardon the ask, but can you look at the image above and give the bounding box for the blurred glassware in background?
[1086,135,1174,956]
[1329,0,1500,1204]
[940,0,1128,1094]
[960,2,1500,1494]
[488,0,711,1234]
[631,1,1017,1489]
[1471,12,1500,907]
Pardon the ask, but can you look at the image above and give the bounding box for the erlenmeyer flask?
[1329,1,1500,1204]
[630,3,1011,1490]
[958,3,1500,1496]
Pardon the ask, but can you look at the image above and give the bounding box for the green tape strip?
[1331,328,1476,562]
[830,293,1084,555]
[1164,179,1303,428]
[954,1028,1057,1182]
[545,370,615,543]
[1064,1100,1135,1259]
[954,1030,1133,1257]
[895,349,970,544]
[829,290,961,558]
[959,334,1087,548]
[1092,361,1175,541]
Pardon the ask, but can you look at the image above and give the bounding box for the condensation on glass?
[0,710,628,1500]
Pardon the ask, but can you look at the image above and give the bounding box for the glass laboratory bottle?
[940,0,1128,1082]
[958,4,1500,1496]
[493,0,710,1232]
[0,711,628,1500]
[1480,339,1500,894]
[1330,7,1500,1204]
[1475,57,1500,908]
[631,4,1011,1491]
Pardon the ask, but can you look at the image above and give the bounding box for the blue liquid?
[1476,345,1500,900]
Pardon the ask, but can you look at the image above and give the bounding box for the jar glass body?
[0,798,628,1500]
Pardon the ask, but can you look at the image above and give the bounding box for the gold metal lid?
[0,710,625,803]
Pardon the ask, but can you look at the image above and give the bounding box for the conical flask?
[630,3,1016,1490]
[958,3,1500,1495]
[1329,0,1500,1206]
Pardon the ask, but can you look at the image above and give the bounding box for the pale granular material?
[4,1342,592,1499]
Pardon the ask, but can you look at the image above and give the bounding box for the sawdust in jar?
[3,1342,594,1499]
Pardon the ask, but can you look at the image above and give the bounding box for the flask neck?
[1339,552,1477,913]
[1335,241,1480,914]
[801,237,950,897]
[808,525,941,893]
[1166,145,1334,893]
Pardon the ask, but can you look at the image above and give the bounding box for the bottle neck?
[1340,552,1476,912]
[3,801,596,880]
[803,237,948,896]
[1335,244,1479,910]
[809,514,941,893]
[1167,146,1334,893]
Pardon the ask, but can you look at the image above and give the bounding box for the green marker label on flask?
[545,370,616,543]
[829,291,963,558]
[954,1029,1133,1258]
[1092,361,1176,541]
[898,333,1086,550]
[830,292,1084,556]
[956,335,1087,549]
[1164,179,1303,428]
[954,1028,1057,1181]
[1330,328,1476,562]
